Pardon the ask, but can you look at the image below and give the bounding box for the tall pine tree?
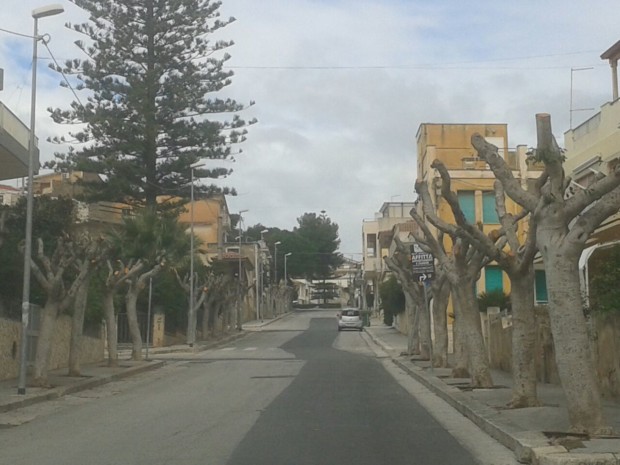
[48,0,254,209]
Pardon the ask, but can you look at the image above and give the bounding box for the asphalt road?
[0,310,518,465]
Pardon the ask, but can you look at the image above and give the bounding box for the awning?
[0,102,39,181]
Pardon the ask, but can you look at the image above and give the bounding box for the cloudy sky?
[1,0,618,257]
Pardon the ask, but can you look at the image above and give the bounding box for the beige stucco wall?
[0,317,21,380]
[0,315,104,382]
[564,100,620,174]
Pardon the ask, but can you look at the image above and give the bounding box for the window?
[485,266,503,293]
[0,194,4,204]
[366,233,377,257]
[482,191,499,224]
[535,270,548,303]
[457,191,475,223]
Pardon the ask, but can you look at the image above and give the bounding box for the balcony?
[0,102,38,181]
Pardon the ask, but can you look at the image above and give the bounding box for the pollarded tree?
[386,233,451,367]
[413,184,494,387]
[28,236,96,385]
[48,0,254,209]
[101,258,146,366]
[174,266,208,346]
[471,113,620,434]
[431,159,540,408]
[68,235,104,376]
[383,236,430,359]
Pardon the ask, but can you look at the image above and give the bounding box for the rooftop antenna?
[569,67,594,129]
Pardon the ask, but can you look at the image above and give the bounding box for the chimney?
[601,40,620,102]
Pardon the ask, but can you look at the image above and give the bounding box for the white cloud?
[1,0,618,254]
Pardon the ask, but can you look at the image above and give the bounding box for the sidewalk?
[364,317,620,465]
[0,313,289,416]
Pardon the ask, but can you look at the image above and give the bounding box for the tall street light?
[273,241,281,284]
[17,3,64,396]
[187,161,204,347]
[237,209,248,330]
[284,252,292,285]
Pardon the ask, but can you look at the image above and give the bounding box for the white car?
[337,308,363,331]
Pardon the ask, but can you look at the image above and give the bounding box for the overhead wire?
[0,24,602,73]
[41,40,85,110]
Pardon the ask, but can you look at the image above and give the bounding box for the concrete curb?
[242,311,294,332]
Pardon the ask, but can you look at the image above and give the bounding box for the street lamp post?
[284,252,292,285]
[274,241,281,284]
[237,210,248,330]
[17,3,64,396]
[187,161,204,347]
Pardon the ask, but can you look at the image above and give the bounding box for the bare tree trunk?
[32,301,61,386]
[431,276,450,367]
[452,282,493,387]
[201,302,210,340]
[187,292,198,346]
[125,287,143,361]
[404,292,420,355]
[68,277,90,376]
[544,250,606,433]
[103,291,119,367]
[507,265,540,408]
[417,283,432,360]
[451,294,469,378]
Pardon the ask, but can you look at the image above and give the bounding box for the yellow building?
[177,194,231,262]
[416,123,545,301]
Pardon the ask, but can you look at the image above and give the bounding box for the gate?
[116,312,148,344]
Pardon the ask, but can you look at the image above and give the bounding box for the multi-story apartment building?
[177,194,231,262]
[362,201,416,309]
[416,123,546,302]
[563,40,620,300]
[564,40,620,245]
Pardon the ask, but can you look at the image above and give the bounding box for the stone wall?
[0,317,21,381]
[0,315,104,382]
[487,307,620,399]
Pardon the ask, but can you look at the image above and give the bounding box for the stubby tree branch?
[471,134,538,211]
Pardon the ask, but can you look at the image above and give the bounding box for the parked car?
[337,308,363,331]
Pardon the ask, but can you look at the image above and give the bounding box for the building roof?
[0,184,20,193]
[601,40,620,61]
